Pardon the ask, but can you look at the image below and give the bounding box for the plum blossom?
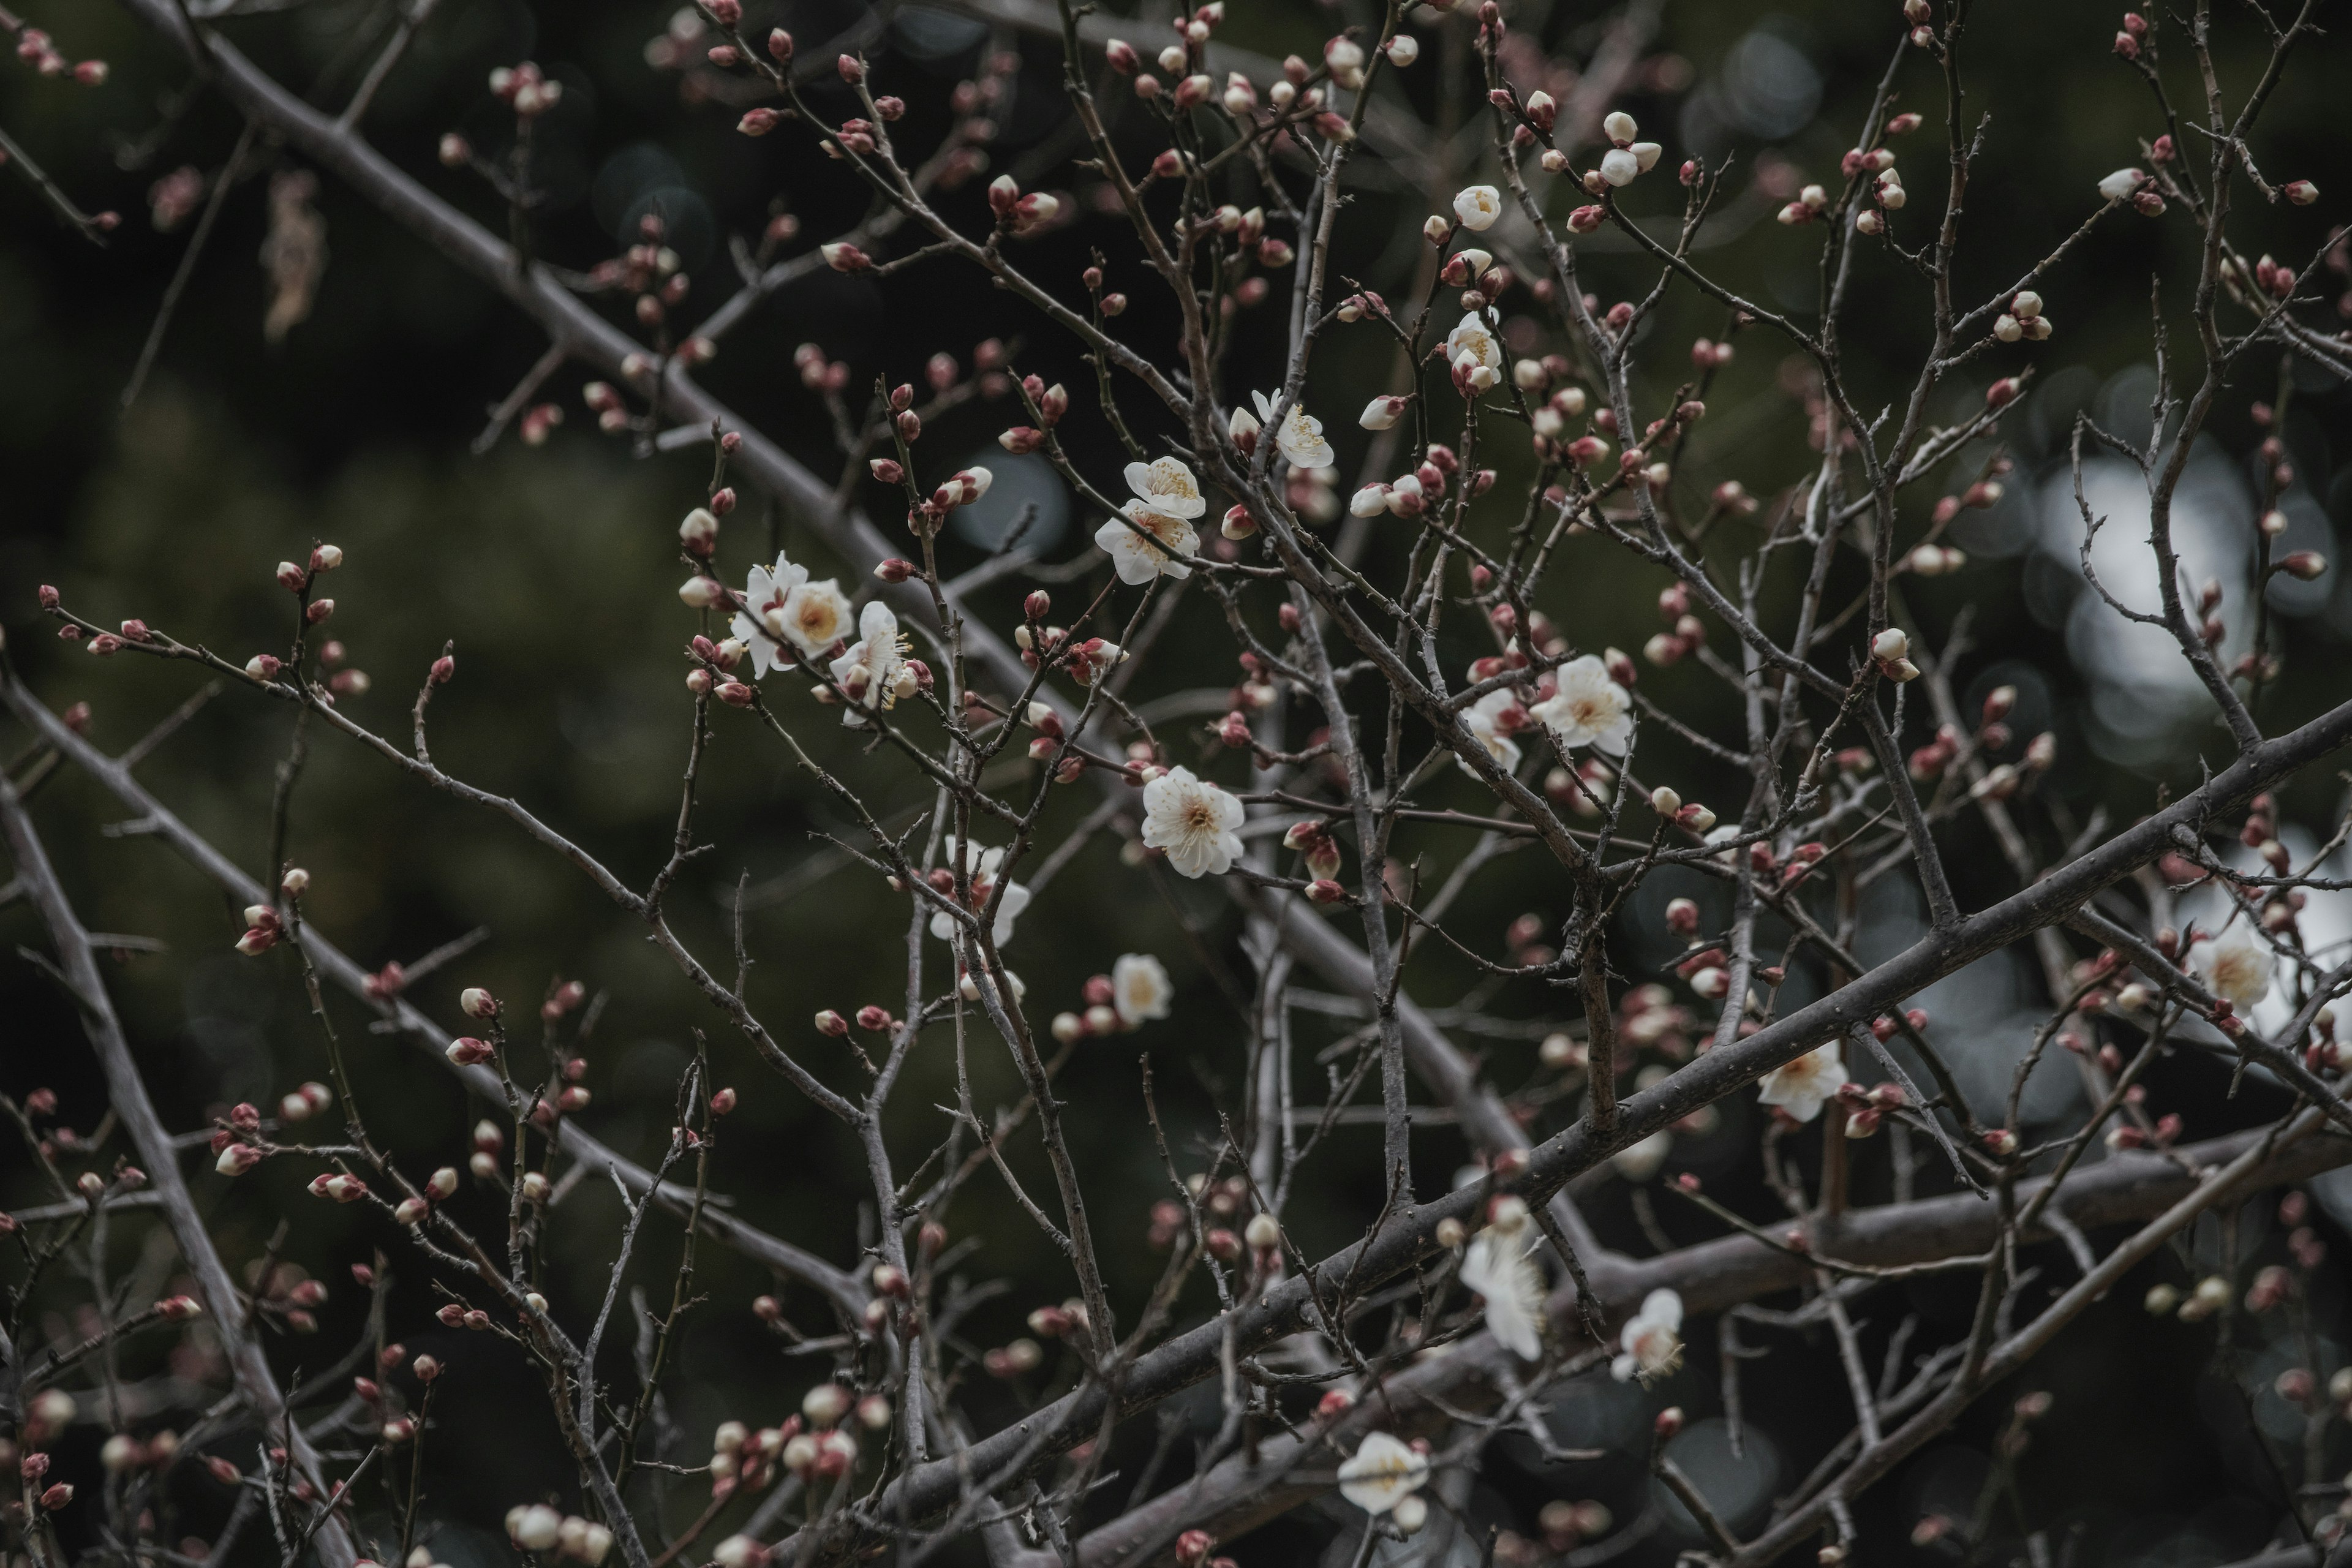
[1452,184,1502,230]
[733,556,853,675]
[1336,1432,1428,1515]
[1445,311,1502,382]
[1757,1040,1846,1123]
[1140,766,1245,878]
[1460,687,1523,777]
[1095,502,1199,584]
[1112,952,1173,1026]
[2193,924,2274,1011]
[1460,1199,1544,1360]
[1122,456,1207,518]
[1610,1288,1684,1384]
[1250,390,1334,469]
[827,600,913,719]
[929,839,1031,947]
[1531,655,1632,754]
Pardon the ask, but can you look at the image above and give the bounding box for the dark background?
[5,0,2352,1562]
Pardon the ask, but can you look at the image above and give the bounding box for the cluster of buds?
[2112,9,2150,56]
[1994,289,2054,343]
[489,61,563,118]
[1776,183,1833,226]
[1536,737,1618,810]
[98,1430,183,1474]
[18,1449,73,1511]
[1871,626,1920,682]
[12,26,106,82]
[982,1337,1045,1378]
[1834,1080,1908,1137]
[1582,111,1663,190]
[276,1079,334,1125]
[503,1506,611,1561]
[986,174,1061,230]
[235,900,286,956]
[1532,1501,1615,1554]
[2097,166,2166,215]
[1642,582,1709,668]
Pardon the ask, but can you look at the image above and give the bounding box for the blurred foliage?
[4,0,2352,1562]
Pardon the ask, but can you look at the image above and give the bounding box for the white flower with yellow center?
[1336,1431,1429,1516]
[1140,766,1245,878]
[1444,311,1501,377]
[827,600,911,718]
[1757,1040,1845,1123]
[1531,655,1633,755]
[1095,502,1199,584]
[1250,390,1335,469]
[1111,952,1173,1027]
[1610,1288,1684,1384]
[2193,924,2274,1011]
[1123,456,1207,519]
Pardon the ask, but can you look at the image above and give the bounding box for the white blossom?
[827,600,911,719]
[1531,655,1633,755]
[1349,484,1390,518]
[2193,924,2274,1011]
[1610,1288,1684,1384]
[1336,1431,1429,1515]
[1359,396,1406,431]
[1757,1040,1846,1123]
[1140,766,1246,878]
[733,554,853,673]
[1602,110,1637,144]
[1452,184,1502,230]
[1250,390,1334,469]
[1460,1205,1544,1360]
[1112,952,1173,1026]
[1599,148,1640,186]
[1095,502,1199,584]
[1460,687,1523,777]
[1445,311,1502,377]
[1122,456,1207,519]
[929,840,1031,948]
[2098,167,2145,202]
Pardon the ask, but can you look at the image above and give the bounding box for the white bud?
[1601,110,1637,145]
[1871,627,1910,663]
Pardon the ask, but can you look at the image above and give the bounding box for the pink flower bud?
[446,1037,494,1066]
[815,1009,850,1037]
[837,53,864,82]
[767,29,793,60]
[737,107,781,137]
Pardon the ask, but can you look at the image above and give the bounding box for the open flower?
[1610,1288,1683,1384]
[1337,1432,1429,1515]
[1460,1201,1544,1360]
[1757,1040,1846,1123]
[1140,766,1245,878]
[827,600,911,718]
[1445,311,1502,378]
[1460,687,1524,777]
[2193,924,2274,1011]
[1250,390,1335,469]
[929,840,1031,948]
[775,581,851,657]
[1112,952,1173,1025]
[731,555,807,676]
[1452,184,1502,230]
[1531,655,1633,754]
[1095,502,1199,584]
[1123,456,1207,519]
